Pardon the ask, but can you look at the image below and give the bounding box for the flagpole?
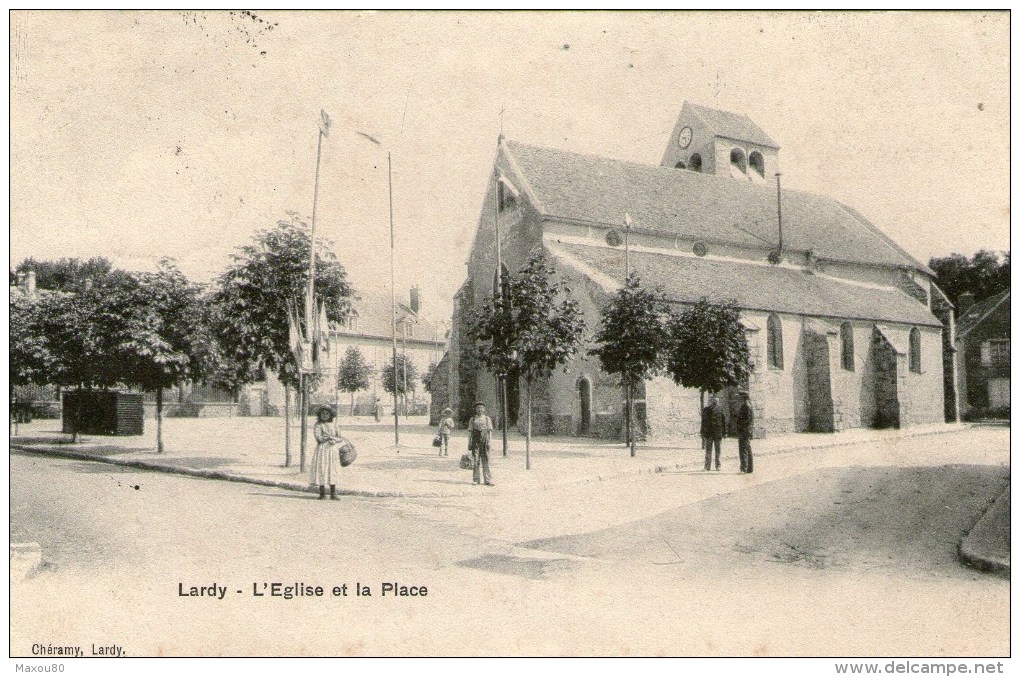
[300,124,326,473]
[389,151,401,448]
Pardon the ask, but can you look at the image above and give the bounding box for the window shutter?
[981,342,992,367]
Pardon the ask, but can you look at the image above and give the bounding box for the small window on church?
[767,313,784,369]
[749,151,765,178]
[909,327,921,373]
[730,148,747,174]
[840,322,854,371]
[674,160,686,169]
[688,154,702,172]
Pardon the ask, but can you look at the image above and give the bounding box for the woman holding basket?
[311,406,344,500]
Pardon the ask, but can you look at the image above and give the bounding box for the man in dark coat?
[735,391,754,473]
[701,394,726,471]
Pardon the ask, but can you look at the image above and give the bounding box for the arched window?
[688,153,702,172]
[730,148,747,174]
[909,327,921,373]
[840,322,855,371]
[749,151,765,177]
[674,160,686,169]
[767,313,784,369]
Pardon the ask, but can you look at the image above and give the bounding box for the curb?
[9,444,456,499]
[647,424,972,476]
[11,423,972,500]
[958,482,1011,577]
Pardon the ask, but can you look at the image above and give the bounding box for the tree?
[929,250,1010,307]
[119,259,212,453]
[664,299,751,412]
[589,274,670,456]
[337,346,372,416]
[422,361,441,394]
[211,214,353,464]
[29,271,138,441]
[12,256,113,291]
[469,254,585,468]
[10,296,55,389]
[382,355,419,414]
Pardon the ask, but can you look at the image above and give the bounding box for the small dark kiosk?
[62,391,144,436]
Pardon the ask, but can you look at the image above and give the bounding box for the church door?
[578,378,592,435]
[803,331,835,432]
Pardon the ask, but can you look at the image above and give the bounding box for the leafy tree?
[422,361,441,394]
[337,346,372,416]
[119,259,212,453]
[470,254,585,468]
[382,355,419,395]
[12,256,113,291]
[10,296,55,388]
[29,274,137,441]
[664,298,751,409]
[212,214,353,465]
[212,214,353,389]
[589,274,670,456]
[929,250,1010,307]
[382,355,419,414]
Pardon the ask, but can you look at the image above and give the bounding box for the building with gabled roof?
[253,287,448,418]
[955,289,1010,417]
[450,102,955,437]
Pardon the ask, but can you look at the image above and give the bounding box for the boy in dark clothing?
[701,395,726,471]
[735,391,754,473]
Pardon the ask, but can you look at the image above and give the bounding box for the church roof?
[686,102,779,148]
[503,140,933,275]
[549,241,942,328]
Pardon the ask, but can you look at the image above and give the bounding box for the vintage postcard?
[8,10,1010,667]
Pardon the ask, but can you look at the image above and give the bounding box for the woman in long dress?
[311,407,343,500]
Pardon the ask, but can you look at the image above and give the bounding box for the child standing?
[437,407,455,456]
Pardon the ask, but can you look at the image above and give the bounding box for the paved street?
[10,424,1009,656]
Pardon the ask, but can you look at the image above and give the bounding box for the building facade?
[955,290,1010,418]
[452,102,955,439]
[254,288,447,417]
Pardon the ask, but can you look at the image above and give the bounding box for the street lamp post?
[622,212,634,452]
[388,151,401,448]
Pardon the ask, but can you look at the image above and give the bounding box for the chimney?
[409,286,420,314]
[958,292,975,315]
[26,270,36,298]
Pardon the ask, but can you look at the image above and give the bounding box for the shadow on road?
[520,464,1010,580]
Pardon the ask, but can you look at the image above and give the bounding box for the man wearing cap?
[735,391,754,473]
[701,394,725,471]
[467,402,495,486]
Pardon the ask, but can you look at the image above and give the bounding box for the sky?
[9,11,1010,323]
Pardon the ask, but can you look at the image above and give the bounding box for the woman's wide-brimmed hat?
[317,406,335,421]
[442,407,453,415]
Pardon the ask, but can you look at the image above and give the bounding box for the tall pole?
[775,172,784,257]
[301,127,325,473]
[495,168,509,457]
[284,386,291,467]
[623,213,633,451]
[623,212,632,279]
[388,151,400,448]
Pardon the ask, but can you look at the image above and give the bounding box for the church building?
[449,102,956,438]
